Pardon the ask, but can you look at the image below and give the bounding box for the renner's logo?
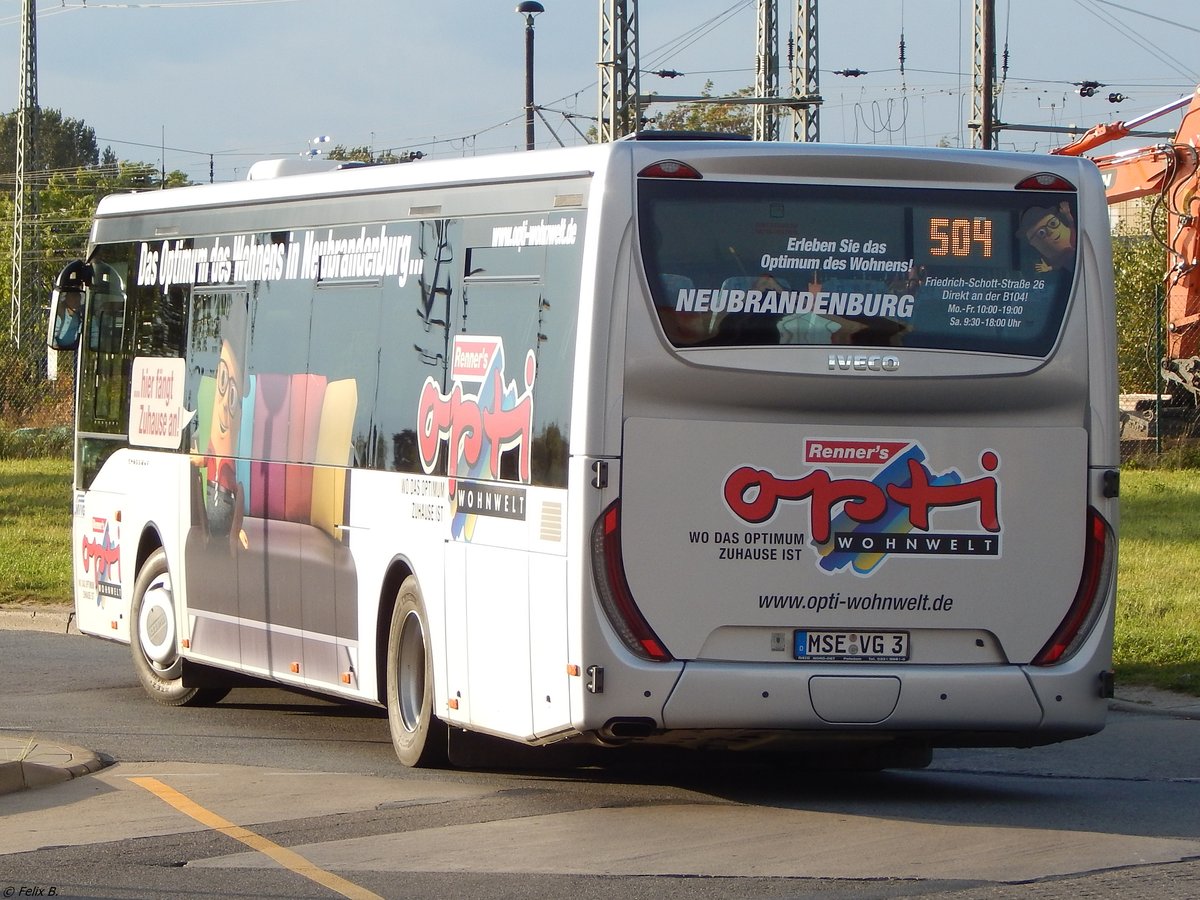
[805,439,909,464]
[451,338,497,380]
[828,353,900,372]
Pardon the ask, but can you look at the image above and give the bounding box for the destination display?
[638,180,1078,356]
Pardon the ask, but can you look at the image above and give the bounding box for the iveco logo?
[828,353,901,372]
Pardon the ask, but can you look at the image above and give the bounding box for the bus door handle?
[591,460,609,489]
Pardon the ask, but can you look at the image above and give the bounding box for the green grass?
[1113,468,1200,694]
[2,457,1200,694]
[0,457,73,606]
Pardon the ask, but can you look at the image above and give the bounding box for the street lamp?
[516,1,544,151]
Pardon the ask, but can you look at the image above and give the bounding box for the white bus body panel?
[72,449,194,643]
[66,139,1115,755]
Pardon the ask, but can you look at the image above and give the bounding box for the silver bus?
[49,136,1118,767]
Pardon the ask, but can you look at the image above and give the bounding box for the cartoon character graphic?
[198,297,248,549]
[1020,202,1077,273]
[183,288,361,681]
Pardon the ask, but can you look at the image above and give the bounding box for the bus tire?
[130,548,229,707]
[386,576,447,767]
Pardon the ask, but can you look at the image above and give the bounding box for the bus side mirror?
[47,260,92,352]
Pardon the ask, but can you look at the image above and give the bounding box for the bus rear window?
[638,179,1077,356]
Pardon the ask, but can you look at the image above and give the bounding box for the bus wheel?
[130,548,228,707]
[386,576,447,767]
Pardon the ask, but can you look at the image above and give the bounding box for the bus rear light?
[590,501,673,662]
[1033,507,1114,666]
[638,160,702,180]
[1016,172,1076,192]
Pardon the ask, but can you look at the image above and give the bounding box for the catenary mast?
[754,0,780,141]
[11,0,38,348]
[601,0,820,143]
[598,0,640,140]
[791,0,819,142]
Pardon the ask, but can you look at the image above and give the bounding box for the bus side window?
[134,285,188,358]
[88,293,127,354]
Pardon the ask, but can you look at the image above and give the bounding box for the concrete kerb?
[1,606,103,794]
[1108,685,1200,720]
[0,737,109,795]
[0,605,79,635]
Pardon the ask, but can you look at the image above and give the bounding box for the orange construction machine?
[1053,87,1200,399]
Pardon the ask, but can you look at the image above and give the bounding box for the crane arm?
[1052,91,1197,158]
[1091,146,1174,203]
[1058,87,1200,393]
[1053,121,1135,157]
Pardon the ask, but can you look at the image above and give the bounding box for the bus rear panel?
[588,141,1116,752]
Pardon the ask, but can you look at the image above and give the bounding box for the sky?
[1,0,1198,184]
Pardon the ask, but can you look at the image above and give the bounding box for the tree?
[328,145,407,164]
[650,81,756,136]
[1112,199,1169,394]
[1,160,191,318]
[0,129,190,425]
[0,108,103,187]
[34,161,189,269]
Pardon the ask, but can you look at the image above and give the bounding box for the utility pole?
[598,0,639,140]
[791,0,819,142]
[753,0,780,142]
[971,0,998,148]
[11,0,38,348]
[517,2,544,151]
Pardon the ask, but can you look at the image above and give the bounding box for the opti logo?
[82,517,122,600]
[828,353,901,372]
[417,335,535,484]
[723,443,1002,575]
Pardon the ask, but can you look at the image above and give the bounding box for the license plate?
[794,630,909,662]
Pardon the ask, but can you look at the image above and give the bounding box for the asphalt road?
[3,628,1200,899]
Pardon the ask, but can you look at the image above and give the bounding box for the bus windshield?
[638,179,1078,356]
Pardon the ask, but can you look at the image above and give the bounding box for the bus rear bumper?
[659,660,1108,746]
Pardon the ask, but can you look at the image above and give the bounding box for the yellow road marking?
[130,776,382,900]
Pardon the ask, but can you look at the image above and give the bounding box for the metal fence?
[1,296,74,456]
[1117,284,1200,465]
[1121,399,1200,465]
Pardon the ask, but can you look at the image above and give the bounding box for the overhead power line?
[0,0,303,25]
[1070,0,1198,84]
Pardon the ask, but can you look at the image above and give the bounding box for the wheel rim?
[138,572,178,672]
[397,609,426,733]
